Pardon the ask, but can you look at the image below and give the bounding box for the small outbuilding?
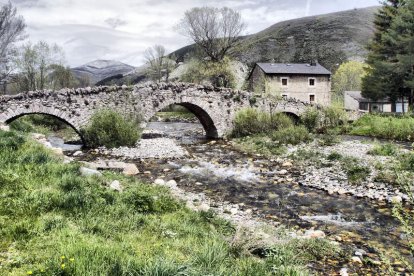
[248,62,332,105]
[344,91,409,113]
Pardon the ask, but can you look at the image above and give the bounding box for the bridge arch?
[146,101,219,139]
[3,110,85,144]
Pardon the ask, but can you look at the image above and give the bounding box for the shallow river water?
[53,122,414,274]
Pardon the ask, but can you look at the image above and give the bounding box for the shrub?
[81,109,140,148]
[0,130,26,150]
[301,107,321,132]
[271,125,311,145]
[232,108,293,138]
[368,143,399,156]
[349,114,414,141]
[327,152,342,161]
[400,153,414,172]
[322,105,347,129]
[341,157,371,184]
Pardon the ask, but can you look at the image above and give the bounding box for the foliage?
[341,157,371,184]
[144,45,177,82]
[0,129,338,275]
[301,105,348,133]
[361,0,412,105]
[0,1,26,94]
[271,125,311,145]
[14,40,68,92]
[232,108,294,138]
[233,136,287,157]
[348,114,414,141]
[367,143,400,156]
[180,57,236,88]
[178,7,245,62]
[81,109,140,148]
[332,61,367,103]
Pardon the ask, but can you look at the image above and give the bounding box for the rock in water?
[80,167,102,177]
[123,164,139,176]
[154,179,166,185]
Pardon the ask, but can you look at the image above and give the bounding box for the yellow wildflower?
[61,264,66,269]
[69,258,75,262]
[27,271,33,275]
[61,255,65,260]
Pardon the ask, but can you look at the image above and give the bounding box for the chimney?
[310,60,318,66]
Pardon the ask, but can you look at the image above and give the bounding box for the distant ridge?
[71,60,136,85]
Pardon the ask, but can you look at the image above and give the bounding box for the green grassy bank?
[0,130,337,275]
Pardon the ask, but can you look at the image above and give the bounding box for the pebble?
[351,256,363,264]
[73,151,83,157]
[339,268,349,276]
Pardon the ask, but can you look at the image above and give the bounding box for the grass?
[0,129,339,275]
[348,114,414,142]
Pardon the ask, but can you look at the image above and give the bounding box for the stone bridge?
[0,82,322,142]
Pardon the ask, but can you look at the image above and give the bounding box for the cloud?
[104,17,128,29]
[9,0,380,66]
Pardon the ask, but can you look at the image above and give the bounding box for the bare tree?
[15,41,65,91]
[0,1,26,93]
[144,45,176,82]
[178,7,246,62]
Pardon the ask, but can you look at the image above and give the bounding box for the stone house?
[248,62,332,105]
[345,91,409,113]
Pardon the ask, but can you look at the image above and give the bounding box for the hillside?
[173,7,378,72]
[71,60,136,85]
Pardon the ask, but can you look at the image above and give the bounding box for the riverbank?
[0,129,340,276]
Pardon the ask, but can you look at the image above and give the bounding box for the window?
[282,94,288,100]
[309,78,316,86]
[309,95,315,102]
[281,78,288,86]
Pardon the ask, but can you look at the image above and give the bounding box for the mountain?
[172,7,378,72]
[71,60,136,85]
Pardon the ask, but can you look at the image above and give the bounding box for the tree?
[15,41,65,91]
[362,0,406,106]
[178,7,246,62]
[384,0,414,109]
[48,64,78,90]
[0,1,26,93]
[144,45,176,82]
[332,61,367,103]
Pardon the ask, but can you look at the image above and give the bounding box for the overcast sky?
[5,0,380,67]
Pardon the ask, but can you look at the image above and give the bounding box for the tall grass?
[0,130,338,275]
[349,114,414,141]
[232,108,294,138]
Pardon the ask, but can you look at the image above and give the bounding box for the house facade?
[345,91,409,113]
[248,62,332,106]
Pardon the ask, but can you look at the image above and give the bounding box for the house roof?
[256,63,331,76]
[345,91,367,102]
[345,91,406,103]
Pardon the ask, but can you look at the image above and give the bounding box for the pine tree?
[361,0,406,106]
[385,0,414,108]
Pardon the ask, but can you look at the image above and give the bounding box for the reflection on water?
[47,136,82,151]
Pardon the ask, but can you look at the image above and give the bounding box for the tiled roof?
[256,63,331,75]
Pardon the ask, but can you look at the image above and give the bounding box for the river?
[50,121,414,274]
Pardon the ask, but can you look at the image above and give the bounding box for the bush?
[349,114,414,141]
[81,109,140,148]
[271,125,311,145]
[232,108,293,138]
[301,107,321,132]
[341,157,371,184]
[368,143,399,156]
[302,105,347,133]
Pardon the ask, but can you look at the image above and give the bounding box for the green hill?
[173,7,378,72]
